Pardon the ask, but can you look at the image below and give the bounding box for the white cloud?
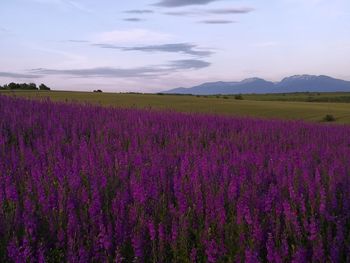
[94,29,173,44]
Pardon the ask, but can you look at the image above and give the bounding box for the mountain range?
[165,75,350,95]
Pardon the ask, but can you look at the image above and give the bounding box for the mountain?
[166,78,275,95]
[164,75,350,95]
[277,75,350,93]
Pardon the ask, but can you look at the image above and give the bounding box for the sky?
[0,0,350,92]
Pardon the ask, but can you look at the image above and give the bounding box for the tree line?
[0,82,51,91]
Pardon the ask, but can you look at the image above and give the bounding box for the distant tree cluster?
[0,82,51,91]
[234,94,244,100]
[38,84,51,90]
[323,114,336,122]
[93,89,103,93]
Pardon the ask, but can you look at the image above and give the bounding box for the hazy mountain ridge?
[165,75,350,95]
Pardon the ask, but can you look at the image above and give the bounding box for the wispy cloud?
[29,46,87,65]
[163,7,254,16]
[30,59,210,78]
[63,0,92,13]
[155,0,220,7]
[67,39,89,43]
[124,9,154,14]
[94,29,172,44]
[31,67,160,78]
[163,11,196,16]
[167,59,210,69]
[0,26,11,35]
[93,43,213,57]
[123,18,145,22]
[200,20,235,24]
[30,0,92,13]
[0,71,42,79]
[209,7,254,14]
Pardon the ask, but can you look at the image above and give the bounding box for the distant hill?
[165,75,350,95]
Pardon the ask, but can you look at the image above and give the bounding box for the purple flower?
[245,248,260,263]
[205,240,219,263]
[1,95,350,262]
[148,221,156,241]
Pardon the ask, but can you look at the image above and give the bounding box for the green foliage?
[234,94,244,100]
[39,84,51,90]
[28,83,37,89]
[0,82,41,90]
[0,82,51,91]
[46,248,65,263]
[322,114,336,122]
[306,96,315,102]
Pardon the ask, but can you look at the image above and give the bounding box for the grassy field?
[164,92,350,103]
[242,92,350,103]
[1,90,350,123]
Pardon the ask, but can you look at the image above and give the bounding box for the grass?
[1,90,350,124]
[241,92,350,103]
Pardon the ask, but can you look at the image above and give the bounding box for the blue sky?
[0,0,350,92]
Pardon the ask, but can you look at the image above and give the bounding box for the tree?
[19,83,27,90]
[234,94,244,100]
[1,82,50,90]
[323,114,336,122]
[39,84,51,91]
[28,83,38,90]
[8,82,20,90]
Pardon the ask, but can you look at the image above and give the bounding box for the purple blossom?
[0,95,349,262]
[148,221,156,241]
[205,239,219,263]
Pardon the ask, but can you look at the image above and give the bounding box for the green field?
[242,92,350,103]
[1,90,350,124]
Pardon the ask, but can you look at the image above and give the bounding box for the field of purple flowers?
[0,95,350,262]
